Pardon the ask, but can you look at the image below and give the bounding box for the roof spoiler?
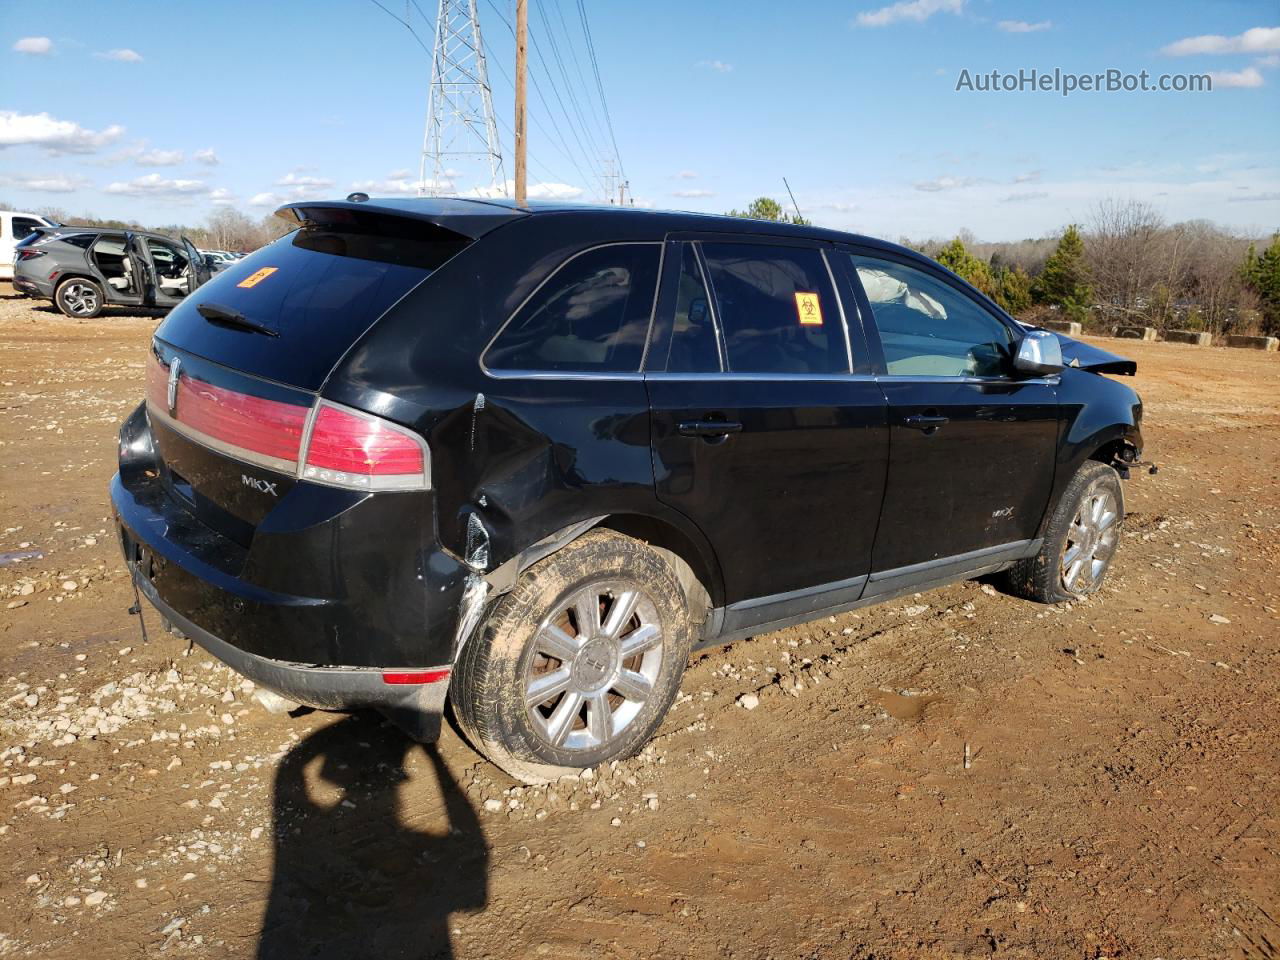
[274,198,528,241]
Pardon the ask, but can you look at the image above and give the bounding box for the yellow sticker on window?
[237,267,278,289]
[795,291,823,326]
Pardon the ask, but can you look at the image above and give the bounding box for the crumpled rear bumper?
[128,561,451,741]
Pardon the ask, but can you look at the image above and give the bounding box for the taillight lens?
[300,401,429,491]
[16,249,45,261]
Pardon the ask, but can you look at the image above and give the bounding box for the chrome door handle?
[678,420,743,438]
[903,414,949,433]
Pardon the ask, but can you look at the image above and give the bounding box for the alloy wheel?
[523,580,664,752]
[61,282,99,317]
[1060,486,1119,594]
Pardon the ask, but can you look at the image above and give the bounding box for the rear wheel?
[452,530,692,784]
[55,278,104,319]
[1003,460,1124,603]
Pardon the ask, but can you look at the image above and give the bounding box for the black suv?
[13,226,213,318]
[111,198,1144,782]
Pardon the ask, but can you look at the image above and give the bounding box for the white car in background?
[1,211,59,280]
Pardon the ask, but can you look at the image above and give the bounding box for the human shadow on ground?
[257,713,488,960]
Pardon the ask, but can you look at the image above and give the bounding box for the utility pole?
[514,0,528,205]
[419,0,505,197]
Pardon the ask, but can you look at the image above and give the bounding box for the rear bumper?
[10,274,45,296]
[130,565,449,730]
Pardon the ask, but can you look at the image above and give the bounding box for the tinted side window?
[12,217,41,240]
[486,244,660,373]
[61,234,95,249]
[666,244,721,372]
[700,243,846,375]
[850,254,1014,378]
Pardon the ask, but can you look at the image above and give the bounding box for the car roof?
[276,195,919,259]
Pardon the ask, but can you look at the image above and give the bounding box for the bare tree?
[1085,199,1166,322]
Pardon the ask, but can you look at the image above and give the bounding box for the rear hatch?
[146,199,524,544]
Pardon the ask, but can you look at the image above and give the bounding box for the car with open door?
[111,197,1147,784]
[12,225,212,317]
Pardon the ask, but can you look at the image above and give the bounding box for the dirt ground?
[0,288,1276,960]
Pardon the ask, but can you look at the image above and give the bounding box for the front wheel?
[452,530,693,784]
[55,278,105,319]
[1003,460,1124,603]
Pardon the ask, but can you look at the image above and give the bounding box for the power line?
[574,0,626,190]
[482,0,604,196]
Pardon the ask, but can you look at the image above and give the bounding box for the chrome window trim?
[820,248,855,373]
[872,374,1060,386]
[476,368,646,382]
[690,242,727,372]
[479,240,664,381]
[644,371,878,383]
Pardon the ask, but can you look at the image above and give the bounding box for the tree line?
[731,196,1279,336]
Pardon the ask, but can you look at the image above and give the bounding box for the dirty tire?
[1003,460,1124,603]
[55,277,105,319]
[452,529,693,785]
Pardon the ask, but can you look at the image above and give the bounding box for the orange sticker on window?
[237,267,277,289]
[795,291,823,326]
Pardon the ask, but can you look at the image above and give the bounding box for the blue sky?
[1,0,1277,240]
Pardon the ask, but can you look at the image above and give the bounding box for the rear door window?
[665,244,722,372]
[700,242,847,375]
[12,217,41,240]
[485,243,661,373]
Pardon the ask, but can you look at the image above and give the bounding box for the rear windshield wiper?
[196,303,279,338]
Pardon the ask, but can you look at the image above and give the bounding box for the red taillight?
[300,402,428,491]
[146,352,309,472]
[146,354,429,492]
[381,669,450,685]
[16,249,45,261]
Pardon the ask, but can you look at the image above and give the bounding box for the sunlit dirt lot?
[1,288,1277,959]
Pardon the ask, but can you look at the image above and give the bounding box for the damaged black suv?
[112,197,1145,783]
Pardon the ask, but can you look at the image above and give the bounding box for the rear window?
[154,224,470,390]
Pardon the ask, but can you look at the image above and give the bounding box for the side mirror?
[1013,329,1065,376]
[203,254,218,269]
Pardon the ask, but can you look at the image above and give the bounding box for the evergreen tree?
[1033,224,1092,323]
[726,196,810,226]
[935,236,995,296]
[1242,233,1280,334]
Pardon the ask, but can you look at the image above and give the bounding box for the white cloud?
[462,180,584,200]
[997,20,1051,33]
[194,148,220,166]
[695,59,733,73]
[1255,53,1280,67]
[1209,66,1265,88]
[210,188,236,206]
[913,175,977,192]
[1000,191,1050,203]
[673,170,698,180]
[0,172,92,193]
[105,173,209,197]
[0,110,124,154]
[276,172,335,188]
[136,148,184,166]
[351,173,427,195]
[671,188,714,198]
[854,0,963,28]
[1013,170,1042,183]
[95,48,143,62]
[12,37,52,55]
[1162,26,1280,56]
[249,192,280,207]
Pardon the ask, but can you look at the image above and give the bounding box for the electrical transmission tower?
[419,0,506,197]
